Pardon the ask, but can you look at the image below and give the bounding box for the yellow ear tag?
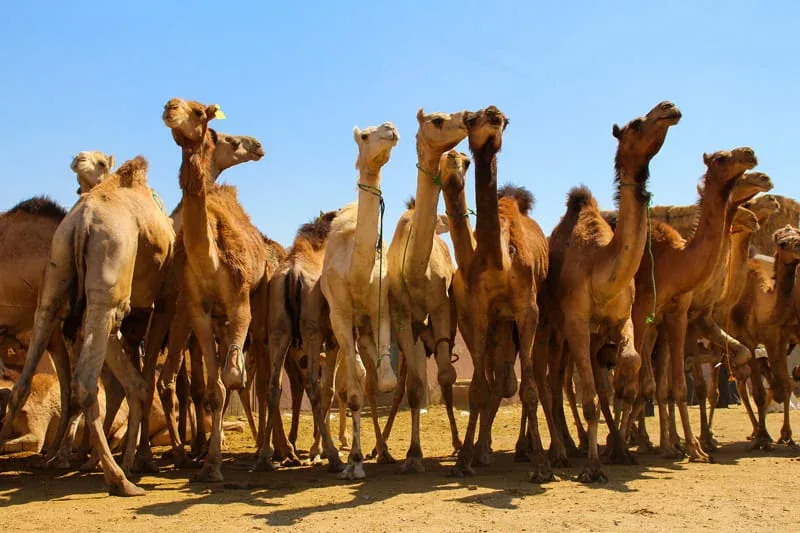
[214,108,226,120]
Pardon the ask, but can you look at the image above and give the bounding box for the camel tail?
[284,269,303,348]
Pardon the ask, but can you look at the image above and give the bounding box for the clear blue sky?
[2,2,798,248]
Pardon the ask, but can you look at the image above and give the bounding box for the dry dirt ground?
[1,404,798,532]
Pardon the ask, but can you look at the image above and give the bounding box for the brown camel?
[749,195,800,255]
[544,101,681,481]
[629,147,758,461]
[258,209,345,472]
[384,108,467,473]
[446,106,551,482]
[158,97,270,483]
[321,121,400,479]
[728,225,800,449]
[0,155,175,496]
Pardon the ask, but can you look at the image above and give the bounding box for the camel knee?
[582,397,599,423]
[771,381,788,403]
[436,363,457,388]
[519,383,539,411]
[671,382,687,403]
[732,346,751,368]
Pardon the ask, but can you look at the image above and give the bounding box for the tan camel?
[628,147,758,461]
[384,108,467,473]
[159,97,267,483]
[749,195,800,255]
[257,209,345,472]
[0,155,175,496]
[728,225,800,449]
[544,102,682,481]
[321,121,399,479]
[444,106,551,482]
[72,151,116,194]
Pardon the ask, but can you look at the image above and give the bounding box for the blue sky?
[2,2,798,247]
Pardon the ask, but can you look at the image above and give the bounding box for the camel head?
[70,151,115,193]
[162,98,225,150]
[439,149,471,194]
[464,106,508,155]
[731,206,759,234]
[211,130,265,177]
[612,101,681,178]
[773,225,800,264]
[353,122,399,174]
[743,194,781,226]
[730,171,773,206]
[702,147,758,190]
[416,108,469,154]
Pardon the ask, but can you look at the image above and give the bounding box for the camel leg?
[379,351,406,447]
[708,364,721,431]
[545,337,574,465]
[430,305,461,455]
[0,238,73,446]
[564,357,588,451]
[42,330,73,463]
[474,323,511,467]
[188,341,208,458]
[654,330,679,457]
[392,305,425,474]
[177,359,190,444]
[738,374,759,440]
[320,345,347,450]
[613,319,640,457]
[747,355,773,450]
[361,340,395,464]
[765,336,795,447]
[631,325,657,452]
[285,356,304,449]
[664,306,709,462]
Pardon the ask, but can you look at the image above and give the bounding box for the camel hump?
[115,155,149,188]
[498,184,535,216]
[566,185,596,213]
[7,196,67,222]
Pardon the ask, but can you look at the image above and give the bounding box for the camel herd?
[1,98,798,497]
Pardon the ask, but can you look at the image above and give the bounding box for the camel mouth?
[252,148,265,159]
[657,109,682,123]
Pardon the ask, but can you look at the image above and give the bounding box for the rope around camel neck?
[357,182,385,365]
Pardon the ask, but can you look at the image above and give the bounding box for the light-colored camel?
[728,225,800,449]
[544,101,681,481]
[0,155,175,496]
[320,121,400,479]
[258,210,345,471]
[446,106,551,482]
[72,151,116,194]
[384,108,467,473]
[629,147,758,461]
[159,97,267,483]
[749,195,800,256]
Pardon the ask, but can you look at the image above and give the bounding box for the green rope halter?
[357,182,386,363]
[415,163,442,187]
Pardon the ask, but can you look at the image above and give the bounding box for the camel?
[159,97,268,483]
[257,209,346,471]
[627,147,758,461]
[749,195,800,256]
[383,108,468,473]
[0,155,175,496]
[320,121,399,479]
[443,106,551,482]
[728,225,800,449]
[544,101,682,481]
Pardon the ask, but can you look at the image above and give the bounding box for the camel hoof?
[108,479,146,497]
[609,447,637,466]
[131,456,159,474]
[400,456,425,474]
[749,435,775,452]
[448,463,475,478]
[451,438,463,453]
[309,454,323,466]
[78,457,101,473]
[337,463,366,480]
[528,467,556,484]
[549,450,570,468]
[700,436,718,452]
[577,467,608,484]
[514,449,531,463]
[659,445,684,460]
[192,464,224,482]
[339,441,351,451]
[376,449,396,465]
[326,458,345,473]
[473,450,493,467]
[251,457,276,472]
[280,455,303,468]
[46,455,72,470]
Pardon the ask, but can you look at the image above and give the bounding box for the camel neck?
[719,231,753,312]
[442,185,475,272]
[763,255,799,325]
[601,171,650,297]
[178,141,215,271]
[405,151,444,281]
[473,145,502,269]
[351,167,383,288]
[669,176,735,294]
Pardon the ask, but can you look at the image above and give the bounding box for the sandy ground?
[1,403,798,532]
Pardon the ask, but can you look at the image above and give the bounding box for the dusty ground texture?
[1,404,798,532]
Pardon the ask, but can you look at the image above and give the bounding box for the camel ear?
[612,124,622,139]
[417,108,425,123]
[70,154,79,172]
[435,214,450,234]
[107,154,115,171]
[703,153,712,166]
[353,127,362,143]
[463,112,477,128]
[207,104,225,121]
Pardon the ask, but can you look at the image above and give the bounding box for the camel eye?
[194,109,203,117]
[360,133,368,141]
[432,117,444,127]
[97,161,105,168]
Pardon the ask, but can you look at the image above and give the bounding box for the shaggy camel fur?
[728,226,800,450]
[0,156,175,496]
[446,106,551,482]
[159,97,267,483]
[544,101,682,481]
[628,147,758,461]
[384,108,467,472]
[321,121,400,479]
